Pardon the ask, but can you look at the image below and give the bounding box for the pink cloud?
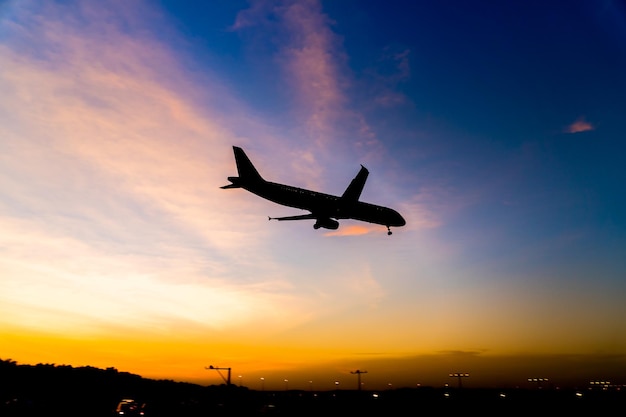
[233,0,381,165]
[565,117,594,134]
[323,224,376,237]
[279,1,349,144]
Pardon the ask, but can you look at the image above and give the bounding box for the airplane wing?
[268,213,339,230]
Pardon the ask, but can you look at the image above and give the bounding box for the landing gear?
[387,226,392,235]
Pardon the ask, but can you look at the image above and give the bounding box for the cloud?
[324,224,375,237]
[565,117,594,133]
[279,2,347,138]
[0,0,280,249]
[233,0,348,143]
[232,0,383,172]
[0,1,326,338]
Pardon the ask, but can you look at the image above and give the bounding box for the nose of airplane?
[391,210,406,227]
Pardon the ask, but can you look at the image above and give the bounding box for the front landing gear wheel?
[387,226,392,235]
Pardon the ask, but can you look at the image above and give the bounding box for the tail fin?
[233,146,262,180]
[341,165,369,202]
[220,146,264,189]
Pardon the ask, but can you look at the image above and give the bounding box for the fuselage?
[242,180,406,227]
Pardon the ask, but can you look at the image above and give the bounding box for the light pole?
[205,365,231,386]
[350,370,368,391]
[284,379,289,391]
[260,377,265,391]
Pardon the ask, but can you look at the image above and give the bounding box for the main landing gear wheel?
[387,226,392,235]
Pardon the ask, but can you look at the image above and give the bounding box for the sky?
[1,0,625,390]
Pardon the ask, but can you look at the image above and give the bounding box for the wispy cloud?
[234,0,347,144]
[0,1,322,337]
[278,1,348,143]
[565,116,594,133]
[232,0,385,180]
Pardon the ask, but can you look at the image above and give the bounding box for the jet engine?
[313,218,339,230]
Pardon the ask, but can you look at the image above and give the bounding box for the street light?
[350,370,368,391]
[449,373,470,389]
[589,380,611,390]
[260,377,265,391]
[528,377,549,389]
[284,379,289,391]
[205,365,231,386]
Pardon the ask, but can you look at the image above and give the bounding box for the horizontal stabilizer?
[220,176,242,189]
[268,214,317,221]
[220,147,264,190]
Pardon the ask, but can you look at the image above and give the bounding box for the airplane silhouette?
[221,146,406,235]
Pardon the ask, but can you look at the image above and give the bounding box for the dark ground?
[2,360,624,416]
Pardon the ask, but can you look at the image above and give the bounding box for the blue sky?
[1,0,625,389]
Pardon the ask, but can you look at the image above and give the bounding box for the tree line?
[0,358,240,416]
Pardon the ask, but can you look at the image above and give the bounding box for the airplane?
[221,146,406,235]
